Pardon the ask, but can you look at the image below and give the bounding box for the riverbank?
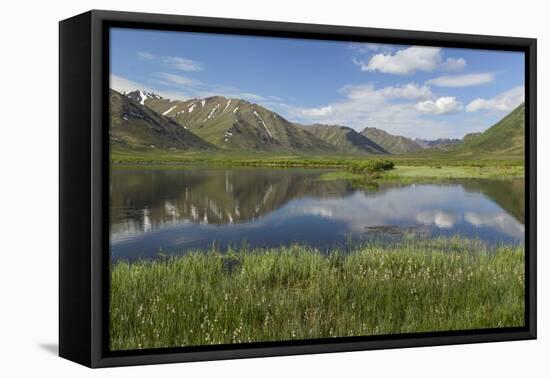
[110,238,524,350]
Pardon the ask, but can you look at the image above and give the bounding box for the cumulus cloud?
[353,45,467,75]
[286,82,454,138]
[415,96,464,115]
[427,72,495,88]
[442,57,467,72]
[356,46,442,75]
[465,86,524,112]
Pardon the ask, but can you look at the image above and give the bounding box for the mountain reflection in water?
[110,166,524,261]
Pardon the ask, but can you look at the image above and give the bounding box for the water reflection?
[110,166,524,261]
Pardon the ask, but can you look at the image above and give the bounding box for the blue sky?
[110,28,524,139]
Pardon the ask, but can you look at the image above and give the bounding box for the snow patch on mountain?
[253,110,272,138]
[138,90,147,105]
[223,99,232,112]
[162,105,177,116]
[205,104,220,121]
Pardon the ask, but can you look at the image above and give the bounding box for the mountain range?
[360,127,424,154]
[299,124,388,154]
[360,128,462,154]
[125,91,338,153]
[112,89,525,158]
[110,89,215,151]
[414,138,461,150]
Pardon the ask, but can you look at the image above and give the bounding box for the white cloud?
[109,74,192,100]
[427,72,495,88]
[233,92,266,102]
[135,52,204,71]
[465,86,524,112]
[301,105,333,117]
[417,210,458,228]
[157,72,202,87]
[442,57,467,72]
[110,74,144,93]
[137,52,155,60]
[340,83,432,102]
[464,211,524,238]
[378,83,433,100]
[110,72,269,104]
[353,45,467,76]
[287,82,454,138]
[349,43,397,55]
[161,56,204,71]
[358,46,442,75]
[415,96,463,115]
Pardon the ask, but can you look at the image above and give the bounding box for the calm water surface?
[110,166,524,261]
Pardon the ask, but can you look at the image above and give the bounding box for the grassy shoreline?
[111,150,524,180]
[110,238,524,350]
[318,164,524,183]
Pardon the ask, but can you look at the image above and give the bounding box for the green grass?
[317,164,524,183]
[112,148,524,180]
[110,238,524,350]
[382,164,525,180]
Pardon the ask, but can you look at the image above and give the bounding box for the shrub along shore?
[110,238,525,351]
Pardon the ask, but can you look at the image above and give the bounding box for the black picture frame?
[59,9,537,368]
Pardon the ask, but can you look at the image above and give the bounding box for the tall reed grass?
[110,238,524,350]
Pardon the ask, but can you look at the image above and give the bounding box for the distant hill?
[110,89,215,152]
[414,138,461,151]
[450,103,525,157]
[361,127,424,154]
[299,124,387,154]
[125,90,339,154]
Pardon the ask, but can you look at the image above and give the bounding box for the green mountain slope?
[300,124,387,154]
[110,89,215,152]
[126,91,339,154]
[451,103,525,157]
[361,127,423,154]
[462,132,482,143]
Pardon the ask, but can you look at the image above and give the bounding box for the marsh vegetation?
[110,238,524,350]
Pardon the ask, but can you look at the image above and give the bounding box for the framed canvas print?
[59,10,536,368]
